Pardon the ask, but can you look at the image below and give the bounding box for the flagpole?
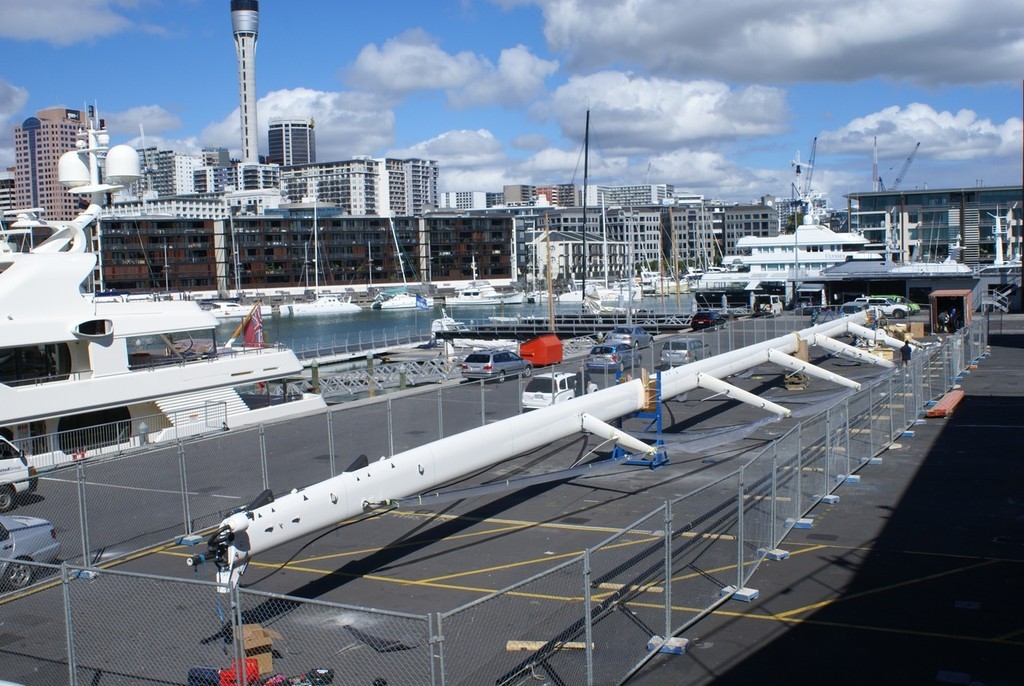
[225,301,262,347]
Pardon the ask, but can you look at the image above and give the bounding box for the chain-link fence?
[1,319,986,685]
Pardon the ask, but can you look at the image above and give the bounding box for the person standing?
[900,340,912,368]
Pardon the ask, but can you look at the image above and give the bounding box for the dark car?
[459,350,533,381]
[603,326,653,349]
[584,343,639,372]
[690,310,724,331]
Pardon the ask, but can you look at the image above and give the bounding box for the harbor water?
[215,295,697,356]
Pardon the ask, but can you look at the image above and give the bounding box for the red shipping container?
[219,658,260,686]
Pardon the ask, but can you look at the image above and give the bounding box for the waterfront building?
[95,211,517,296]
[268,118,315,166]
[13,107,86,221]
[280,158,439,216]
[720,200,781,259]
[846,185,1023,266]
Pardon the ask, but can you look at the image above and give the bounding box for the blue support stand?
[614,370,670,469]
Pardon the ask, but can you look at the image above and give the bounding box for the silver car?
[660,336,706,367]
[0,514,60,590]
[603,326,653,349]
[459,350,533,381]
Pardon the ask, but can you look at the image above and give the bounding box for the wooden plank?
[507,640,592,652]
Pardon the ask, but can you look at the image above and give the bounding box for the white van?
[0,437,38,512]
[521,372,597,410]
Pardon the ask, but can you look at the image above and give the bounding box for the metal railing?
[0,317,985,685]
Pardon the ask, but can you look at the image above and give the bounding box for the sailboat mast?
[581,109,589,312]
[312,197,320,296]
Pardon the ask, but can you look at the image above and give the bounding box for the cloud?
[0,77,29,129]
[527,0,1024,86]
[388,129,506,168]
[819,103,1024,162]
[103,105,183,139]
[544,73,788,153]
[200,88,396,160]
[347,30,557,109]
[0,0,138,46]
[449,45,559,108]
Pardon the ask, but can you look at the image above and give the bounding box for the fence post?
[230,584,247,685]
[434,612,447,686]
[387,398,395,457]
[770,443,779,548]
[795,424,803,516]
[438,386,445,439]
[259,424,269,491]
[584,548,594,685]
[736,466,745,589]
[62,563,79,686]
[326,410,336,477]
[76,462,90,565]
[480,380,486,427]
[179,440,192,536]
[663,502,673,638]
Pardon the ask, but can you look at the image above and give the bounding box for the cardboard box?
[241,624,282,675]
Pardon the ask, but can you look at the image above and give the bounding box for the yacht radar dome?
[58,151,91,188]
[104,145,141,186]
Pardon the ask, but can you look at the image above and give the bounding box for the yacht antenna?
[581,109,590,312]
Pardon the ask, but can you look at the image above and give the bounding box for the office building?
[268,118,315,166]
[13,107,87,221]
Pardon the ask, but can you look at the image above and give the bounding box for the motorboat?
[446,281,525,307]
[284,292,361,316]
[0,112,326,468]
[371,289,433,310]
[201,300,273,319]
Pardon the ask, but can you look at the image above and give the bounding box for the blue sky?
[1,0,1022,203]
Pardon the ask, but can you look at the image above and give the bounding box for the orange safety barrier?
[926,389,965,418]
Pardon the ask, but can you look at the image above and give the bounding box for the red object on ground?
[219,658,260,686]
[926,389,965,418]
[519,334,563,367]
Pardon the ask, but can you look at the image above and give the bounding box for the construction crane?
[878,141,920,191]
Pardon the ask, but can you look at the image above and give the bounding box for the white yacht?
[724,214,881,283]
[0,114,325,468]
[201,300,273,319]
[371,289,432,310]
[284,292,361,316]
[446,281,525,307]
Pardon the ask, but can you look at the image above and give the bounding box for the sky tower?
[231,0,259,164]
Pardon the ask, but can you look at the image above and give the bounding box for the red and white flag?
[243,305,264,348]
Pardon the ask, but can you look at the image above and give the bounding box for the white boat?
[430,312,517,350]
[285,292,360,316]
[0,113,325,467]
[447,281,525,307]
[202,300,273,319]
[372,289,433,310]
[285,199,361,316]
[446,258,524,307]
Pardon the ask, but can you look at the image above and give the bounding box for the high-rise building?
[231,0,260,164]
[13,107,87,221]
[268,118,315,166]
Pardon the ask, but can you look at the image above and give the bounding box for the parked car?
[660,336,706,367]
[690,310,724,331]
[849,296,910,319]
[0,436,39,513]
[459,349,533,381]
[839,302,867,315]
[0,514,60,590]
[521,372,597,410]
[873,295,921,312]
[603,326,653,349]
[585,343,639,372]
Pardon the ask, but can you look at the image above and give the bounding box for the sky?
[1,0,1022,204]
